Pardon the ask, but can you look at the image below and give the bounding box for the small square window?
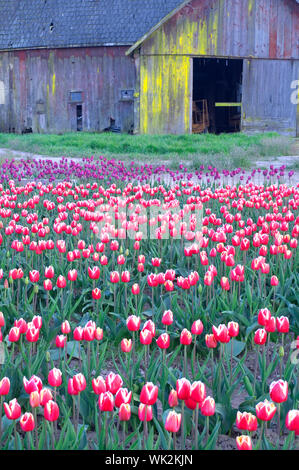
[120,89,134,101]
[69,91,83,103]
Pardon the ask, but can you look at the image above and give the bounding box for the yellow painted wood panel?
[140,55,191,134]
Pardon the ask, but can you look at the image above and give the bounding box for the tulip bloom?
[236,411,258,432]
[140,329,153,345]
[176,378,191,401]
[67,268,77,282]
[191,320,204,336]
[119,403,131,421]
[55,335,67,348]
[92,288,102,300]
[138,404,153,422]
[121,338,132,353]
[14,318,27,334]
[168,389,178,408]
[156,333,170,349]
[140,382,159,406]
[95,327,103,341]
[143,320,155,337]
[20,412,35,432]
[29,270,40,283]
[131,283,140,295]
[257,308,271,326]
[26,324,40,342]
[44,279,53,291]
[88,266,100,280]
[0,377,10,395]
[126,315,141,332]
[110,271,120,283]
[220,277,230,291]
[8,326,20,343]
[265,316,276,333]
[67,378,78,396]
[4,398,22,420]
[190,381,206,404]
[162,310,173,326]
[92,376,106,395]
[98,391,114,412]
[83,325,95,341]
[72,373,86,393]
[44,400,59,422]
[254,328,267,346]
[276,316,289,333]
[165,410,182,433]
[205,334,218,348]
[285,410,299,432]
[200,396,215,416]
[73,326,84,341]
[56,275,67,288]
[105,372,123,395]
[212,324,230,343]
[45,266,54,278]
[151,258,161,267]
[23,375,43,394]
[236,435,252,450]
[271,276,279,286]
[29,391,40,408]
[180,328,192,346]
[61,321,71,335]
[255,399,276,421]
[227,321,239,338]
[269,380,288,403]
[115,388,132,408]
[39,388,53,406]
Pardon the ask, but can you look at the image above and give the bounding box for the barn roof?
[0,0,184,51]
[127,0,299,55]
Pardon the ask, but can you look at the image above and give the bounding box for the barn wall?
[242,58,299,135]
[141,0,299,59]
[139,54,191,134]
[0,47,136,133]
[137,0,299,134]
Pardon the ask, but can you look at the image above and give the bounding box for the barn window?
[120,89,134,101]
[69,91,83,103]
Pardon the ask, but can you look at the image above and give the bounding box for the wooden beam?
[215,102,242,107]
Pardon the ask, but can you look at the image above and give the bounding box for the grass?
[0,131,293,170]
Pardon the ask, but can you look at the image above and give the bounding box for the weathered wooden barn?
[0,0,298,136]
[0,0,182,134]
[127,0,299,135]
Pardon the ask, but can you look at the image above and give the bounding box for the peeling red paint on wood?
[0,46,135,133]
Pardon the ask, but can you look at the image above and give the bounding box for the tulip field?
[0,157,298,452]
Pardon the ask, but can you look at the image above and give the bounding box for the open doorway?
[192,58,243,134]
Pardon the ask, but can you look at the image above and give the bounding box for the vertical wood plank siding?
[242,58,299,135]
[0,47,136,133]
[138,0,299,135]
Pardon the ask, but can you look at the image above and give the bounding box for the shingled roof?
[0,0,184,51]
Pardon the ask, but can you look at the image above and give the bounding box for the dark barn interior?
[192,57,243,134]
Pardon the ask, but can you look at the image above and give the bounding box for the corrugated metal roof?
[0,0,184,50]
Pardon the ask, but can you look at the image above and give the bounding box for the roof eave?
[0,42,134,53]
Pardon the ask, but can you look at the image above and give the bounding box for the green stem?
[181,400,185,449]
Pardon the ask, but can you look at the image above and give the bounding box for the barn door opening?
[192,58,243,134]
